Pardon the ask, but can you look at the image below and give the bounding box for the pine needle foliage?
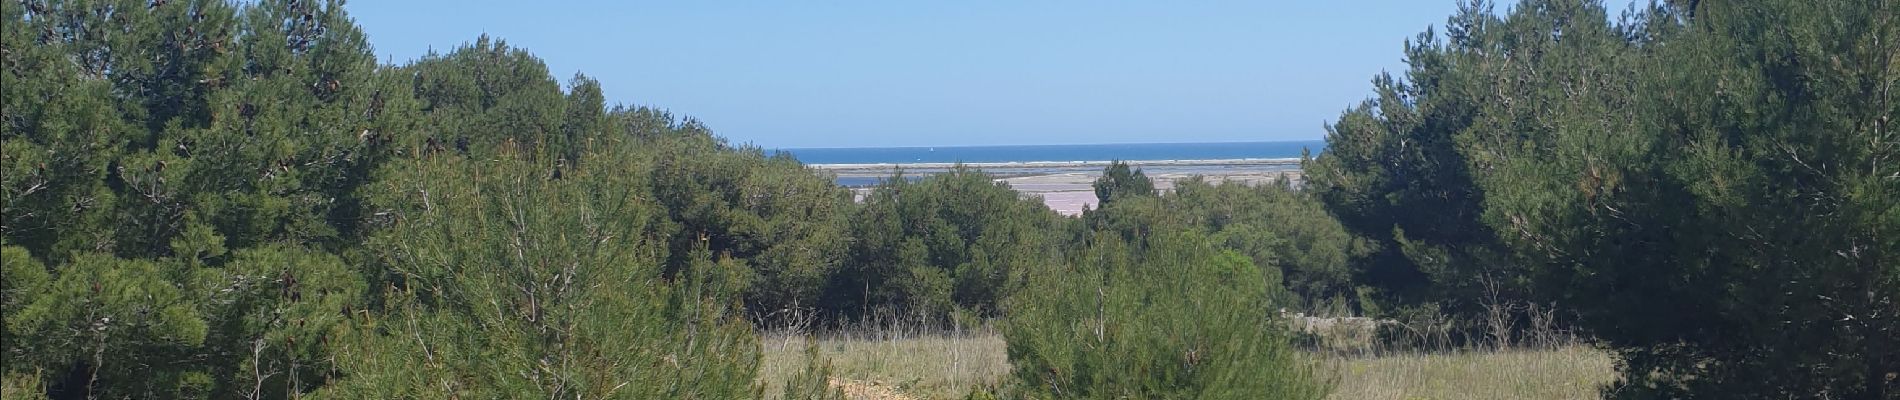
[1311,0,1898,397]
[317,150,763,398]
[1002,231,1332,399]
[778,343,848,400]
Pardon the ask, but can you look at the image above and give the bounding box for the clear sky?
[345,1,1561,148]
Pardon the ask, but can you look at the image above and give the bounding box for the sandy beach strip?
[810,158,1301,174]
[827,159,1304,217]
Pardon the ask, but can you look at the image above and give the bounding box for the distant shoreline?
[820,158,1306,216]
[808,158,1303,173]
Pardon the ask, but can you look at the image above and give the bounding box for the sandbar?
[819,159,1305,217]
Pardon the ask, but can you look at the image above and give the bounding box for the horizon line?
[769,138,1327,151]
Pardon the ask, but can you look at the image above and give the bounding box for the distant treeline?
[0,0,1342,397]
[1,0,1893,399]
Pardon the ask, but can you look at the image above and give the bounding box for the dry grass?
[758,326,1009,400]
[758,329,1615,400]
[1304,302,1619,399]
[1327,345,1616,400]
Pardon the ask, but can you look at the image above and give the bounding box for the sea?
[775,140,1324,187]
[776,140,1324,165]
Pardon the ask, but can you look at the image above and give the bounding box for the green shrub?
[1002,231,1331,399]
[640,132,853,321]
[316,152,761,398]
[1315,0,1900,397]
[834,167,1061,322]
[1085,171,1373,313]
[779,343,847,400]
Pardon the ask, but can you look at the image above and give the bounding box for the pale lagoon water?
[776,140,1323,165]
[776,140,1320,188]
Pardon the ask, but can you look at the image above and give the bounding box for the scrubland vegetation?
[758,324,1008,400]
[2,0,1893,399]
[755,329,1616,400]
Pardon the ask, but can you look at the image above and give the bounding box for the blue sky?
[345,1,1585,148]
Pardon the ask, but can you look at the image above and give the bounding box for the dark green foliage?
[1,1,771,397]
[1,230,367,399]
[636,128,854,322]
[23,0,1891,397]
[1,0,206,259]
[1,1,405,396]
[4,253,214,398]
[610,104,713,140]
[406,34,567,158]
[832,167,1061,321]
[168,0,394,253]
[0,247,47,325]
[779,343,847,400]
[1003,231,1330,399]
[1467,1,1897,397]
[324,152,760,398]
[1317,0,1898,397]
[1083,175,1370,311]
[1300,1,1522,317]
[1091,160,1155,208]
[202,245,365,398]
[558,73,608,164]
[1169,178,1372,309]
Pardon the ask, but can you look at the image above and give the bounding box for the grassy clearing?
[757,329,1615,400]
[1327,345,1615,400]
[758,327,1009,400]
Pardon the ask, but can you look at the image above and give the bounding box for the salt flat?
[828,159,1304,216]
[999,169,1305,216]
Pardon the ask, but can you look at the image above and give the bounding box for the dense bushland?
[640,131,853,323]
[1085,173,1371,311]
[4,0,1891,398]
[1310,0,1897,397]
[0,0,1315,396]
[318,151,763,398]
[828,167,1062,322]
[0,0,782,396]
[1002,230,1331,399]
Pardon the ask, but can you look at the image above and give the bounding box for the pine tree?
[323,150,762,398]
[1003,231,1329,399]
[1316,0,1898,396]
[1091,161,1155,208]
